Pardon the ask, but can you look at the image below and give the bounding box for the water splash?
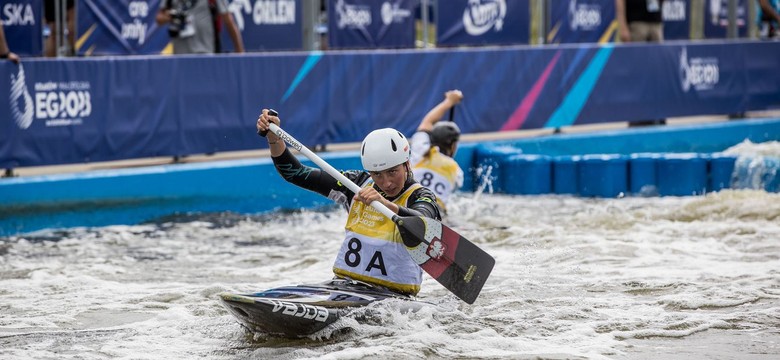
[723,140,780,192]
[473,164,495,199]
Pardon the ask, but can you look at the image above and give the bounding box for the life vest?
[333,181,424,295]
[412,146,462,211]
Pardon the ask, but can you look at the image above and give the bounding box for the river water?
[3,140,780,359]
[1,187,779,359]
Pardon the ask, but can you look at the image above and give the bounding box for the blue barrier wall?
[471,119,780,197]
[0,153,362,235]
[2,118,779,235]
[475,118,780,157]
[2,41,779,169]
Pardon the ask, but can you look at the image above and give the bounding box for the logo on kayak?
[269,300,328,322]
[426,238,446,260]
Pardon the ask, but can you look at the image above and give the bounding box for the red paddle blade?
[397,216,495,304]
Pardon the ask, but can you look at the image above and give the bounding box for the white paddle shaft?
[269,123,397,220]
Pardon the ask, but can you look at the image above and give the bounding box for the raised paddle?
[261,112,495,304]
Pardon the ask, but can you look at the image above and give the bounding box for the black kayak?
[219,278,433,337]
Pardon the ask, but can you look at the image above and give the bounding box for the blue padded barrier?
[473,149,777,198]
[501,155,552,195]
[454,143,478,192]
[708,154,738,192]
[629,153,660,196]
[578,155,629,198]
[494,119,780,157]
[474,144,522,193]
[657,154,708,196]
[553,155,580,195]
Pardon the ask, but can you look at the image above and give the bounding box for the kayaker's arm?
[271,148,335,197]
[271,148,366,203]
[417,90,463,132]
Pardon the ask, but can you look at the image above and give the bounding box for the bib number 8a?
[345,238,387,275]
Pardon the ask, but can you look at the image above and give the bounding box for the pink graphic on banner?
[501,51,562,131]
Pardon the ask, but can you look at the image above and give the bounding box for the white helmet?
[360,128,410,171]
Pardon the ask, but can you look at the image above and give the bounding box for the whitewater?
[1,141,779,359]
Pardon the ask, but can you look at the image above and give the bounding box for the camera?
[168,10,187,38]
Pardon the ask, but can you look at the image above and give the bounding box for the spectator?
[156,0,244,54]
[409,90,464,213]
[0,20,21,63]
[44,0,75,57]
[616,0,666,126]
[616,0,664,43]
[757,0,780,39]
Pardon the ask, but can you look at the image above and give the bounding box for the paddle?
[261,112,494,304]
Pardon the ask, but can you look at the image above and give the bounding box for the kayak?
[219,278,433,337]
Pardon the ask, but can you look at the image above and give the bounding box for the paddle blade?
[397,216,495,304]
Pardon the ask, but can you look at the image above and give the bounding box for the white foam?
[1,191,779,358]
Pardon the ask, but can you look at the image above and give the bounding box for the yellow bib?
[333,182,423,295]
[412,147,462,210]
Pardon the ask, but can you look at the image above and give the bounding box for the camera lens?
[168,12,184,38]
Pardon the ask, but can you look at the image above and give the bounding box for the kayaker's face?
[369,163,406,197]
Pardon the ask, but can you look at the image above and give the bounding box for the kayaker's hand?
[256,109,281,143]
[354,187,399,213]
[354,187,382,206]
[444,90,463,106]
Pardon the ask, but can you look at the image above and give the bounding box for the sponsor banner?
[75,0,302,55]
[678,47,720,93]
[76,0,170,55]
[1,41,779,168]
[222,0,302,51]
[1,0,43,56]
[548,0,613,44]
[663,0,690,40]
[437,0,529,46]
[550,0,689,44]
[576,43,748,125]
[327,0,416,49]
[0,55,326,168]
[703,0,748,38]
[3,62,99,167]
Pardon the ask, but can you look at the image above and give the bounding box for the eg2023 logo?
[9,65,93,130]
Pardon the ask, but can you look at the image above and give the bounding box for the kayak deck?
[220,278,422,337]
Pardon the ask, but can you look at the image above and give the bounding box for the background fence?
[2,40,779,169]
[0,0,762,56]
